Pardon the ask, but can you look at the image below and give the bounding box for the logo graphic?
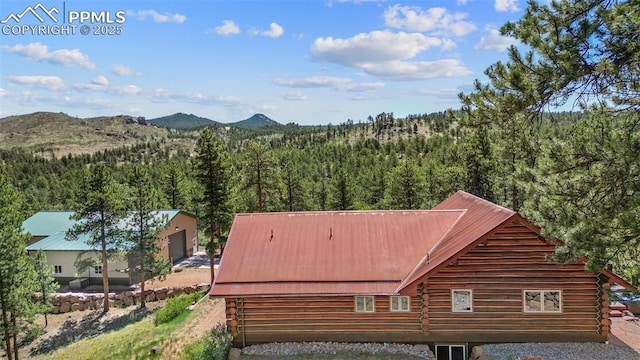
[1,3,59,24]
[2,2,126,36]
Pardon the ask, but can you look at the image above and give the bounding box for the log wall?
[225,295,423,346]
[425,220,605,343]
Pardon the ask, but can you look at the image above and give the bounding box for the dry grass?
[31,296,225,360]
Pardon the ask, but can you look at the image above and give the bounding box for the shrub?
[181,324,231,360]
[154,292,201,325]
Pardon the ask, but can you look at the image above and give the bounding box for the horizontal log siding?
[426,222,604,342]
[230,295,422,345]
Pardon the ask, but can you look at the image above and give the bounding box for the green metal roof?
[22,211,76,236]
[24,210,183,251]
[26,231,93,251]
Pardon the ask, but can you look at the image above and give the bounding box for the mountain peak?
[230,114,281,128]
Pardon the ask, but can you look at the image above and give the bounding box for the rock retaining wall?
[47,283,210,313]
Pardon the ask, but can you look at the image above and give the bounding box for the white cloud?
[475,25,518,51]
[8,75,65,90]
[360,59,471,80]
[282,91,308,101]
[111,64,136,76]
[214,20,241,36]
[457,0,468,4]
[117,85,142,95]
[273,76,384,92]
[311,30,444,67]
[383,5,476,37]
[0,88,8,97]
[261,22,284,38]
[74,75,110,91]
[274,76,350,88]
[2,42,95,70]
[129,9,186,23]
[92,75,109,87]
[494,0,519,12]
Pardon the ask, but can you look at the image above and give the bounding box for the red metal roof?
[396,191,515,291]
[210,191,516,297]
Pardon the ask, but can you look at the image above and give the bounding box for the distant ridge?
[229,114,281,128]
[148,113,219,129]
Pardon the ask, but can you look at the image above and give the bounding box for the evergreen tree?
[66,164,126,312]
[162,162,186,209]
[0,165,39,360]
[125,166,171,309]
[32,250,57,328]
[193,128,233,283]
[461,125,495,202]
[384,160,426,209]
[279,151,310,212]
[461,0,640,275]
[329,166,354,210]
[242,141,278,212]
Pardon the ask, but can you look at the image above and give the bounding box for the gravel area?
[481,342,640,360]
[241,342,434,358]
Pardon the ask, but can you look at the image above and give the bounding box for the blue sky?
[0,0,524,125]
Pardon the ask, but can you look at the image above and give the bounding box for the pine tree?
[0,165,39,360]
[125,166,171,309]
[460,0,640,275]
[384,160,426,209]
[66,164,126,312]
[242,141,278,212]
[32,250,57,328]
[193,128,233,283]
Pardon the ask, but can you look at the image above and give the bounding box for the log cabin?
[210,191,630,358]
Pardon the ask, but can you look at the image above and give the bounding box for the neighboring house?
[24,210,197,285]
[210,191,631,356]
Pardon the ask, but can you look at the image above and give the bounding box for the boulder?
[183,286,195,294]
[227,348,241,360]
[123,296,134,307]
[470,346,484,360]
[59,302,71,313]
[156,291,167,301]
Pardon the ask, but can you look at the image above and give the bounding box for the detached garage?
[24,210,198,284]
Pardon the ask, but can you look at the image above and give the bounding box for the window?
[355,296,374,313]
[54,265,62,274]
[436,344,466,360]
[390,296,410,312]
[451,289,473,312]
[524,290,561,312]
[94,265,103,274]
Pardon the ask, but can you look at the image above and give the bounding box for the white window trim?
[451,289,473,312]
[354,296,375,313]
[390,295,410,312]
[523,289,562,313]
[435,344,467,360]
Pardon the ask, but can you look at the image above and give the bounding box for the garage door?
[168,230,186,263]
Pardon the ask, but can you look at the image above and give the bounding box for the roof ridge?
[234,209,465,216]
[455,190,515,214]
[395,209,467,292]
